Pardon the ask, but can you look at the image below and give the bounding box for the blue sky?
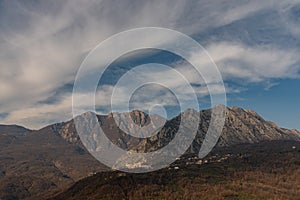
[0,0,299,130]
[227,78,300,130]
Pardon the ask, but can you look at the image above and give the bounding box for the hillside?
[52,140,300,200]
[0,106,299,199]
[0,125,31,136]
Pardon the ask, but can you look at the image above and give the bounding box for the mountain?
[54,106,300,154]
[0,125,31,136]
[0,125,107,200]
[0,125,31,148]
[0,106,299,199]
[131,106,300,154]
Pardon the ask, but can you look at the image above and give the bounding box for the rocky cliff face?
[52,106,300,154]
[219,107,300,145]
[189,107,300,153]
[52,121,80,144]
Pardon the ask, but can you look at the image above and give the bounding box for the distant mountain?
[0,125,32,148]
[0,106,299,199]
[0,125,31,136]
[132,106,300,153]
[53,106,300,154]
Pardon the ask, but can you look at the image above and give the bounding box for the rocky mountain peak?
[52,121,80,144]
[52,107,300,153]
[129,110,150,127]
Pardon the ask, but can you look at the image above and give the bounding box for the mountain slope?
[0,125,31,136]
[55,107,300,154]
[0,125,107,200]
[51,140,300,200]
[0,106,299,199]
[0,125,32,148]
[63,107,299,154]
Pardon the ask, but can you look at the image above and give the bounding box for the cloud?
[2,94,73,129]
[0,0,300,128]
[205,42,300,82]
[277,2,300,39]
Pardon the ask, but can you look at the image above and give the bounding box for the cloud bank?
[0,0,300,128]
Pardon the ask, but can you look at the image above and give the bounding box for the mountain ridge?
[51,106,300,151]
[1,106,299,133]
[0,124,31,136]
[0,106,299,199]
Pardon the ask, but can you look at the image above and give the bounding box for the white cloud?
[0,0,300,128]
[205,42,300,82]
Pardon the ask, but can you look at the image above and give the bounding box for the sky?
[0,0,299,130]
